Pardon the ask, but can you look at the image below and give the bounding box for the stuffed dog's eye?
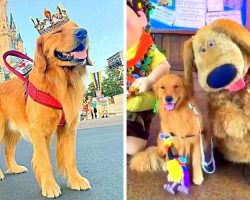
[160,86,165,89]
[208,40,215,48]
[200,47,206,53]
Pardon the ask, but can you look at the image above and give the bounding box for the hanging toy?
[159,134,190,195]
[153,98,158,114]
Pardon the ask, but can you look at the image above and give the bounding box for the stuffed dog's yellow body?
[183,19,250,164]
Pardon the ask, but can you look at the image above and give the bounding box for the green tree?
[85,66,123,98]
[85,82,96,98]
[102,67,123,97]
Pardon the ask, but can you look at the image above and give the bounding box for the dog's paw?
[0,169,4,180]
[193,176,204,185]
[6,165,28,174]
[68,175,91,191]
[41,179,61,198]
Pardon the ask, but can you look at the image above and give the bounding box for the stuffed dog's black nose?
[207,64,237,89]
[165,96,173,103]
[74,29,88,41]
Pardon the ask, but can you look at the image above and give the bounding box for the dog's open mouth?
[165,97,180,111]
[54,43,87,63]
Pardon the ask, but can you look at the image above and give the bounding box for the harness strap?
[188,102,216,174]
[26,81,63,110]
[3,50,66,127]
[3,50,32,82]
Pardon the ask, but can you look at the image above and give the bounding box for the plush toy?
[160,134,190,195]
[126,0,170,155]
[183,19,250,181]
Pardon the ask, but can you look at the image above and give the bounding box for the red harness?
[3,50,66,127]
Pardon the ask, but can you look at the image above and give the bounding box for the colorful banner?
[90,71,102,91]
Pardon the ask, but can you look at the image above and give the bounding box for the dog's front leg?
[192,141,204,185]
[56,126,91,191]
[30,130,61,198]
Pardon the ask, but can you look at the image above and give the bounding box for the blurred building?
[107,51,123,69]
[0,0,24,82]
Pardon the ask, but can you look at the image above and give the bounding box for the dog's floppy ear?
[211,19,250,56]
[86,48,93,66]
[153,82,159,99]
[183,37,196,97]
[34,37,47,73]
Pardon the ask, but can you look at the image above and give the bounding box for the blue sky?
[7,0,124,81]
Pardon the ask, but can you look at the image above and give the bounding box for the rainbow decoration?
[90,71,102,91]
[159,133,190,195]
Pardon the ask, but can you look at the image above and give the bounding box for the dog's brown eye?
[160,86,165,89]
[174,85,179,89]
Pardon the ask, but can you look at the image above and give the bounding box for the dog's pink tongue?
[70,50,87,59]
[165,103,175,111]
[227,78,245,92]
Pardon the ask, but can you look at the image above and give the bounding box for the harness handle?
[3,50,33,82]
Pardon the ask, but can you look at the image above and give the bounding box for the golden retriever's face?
[192,29,247,92]
[34,21,92,74]
[154,74,188,111]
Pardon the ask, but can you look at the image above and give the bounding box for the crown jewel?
[31,5,69,35]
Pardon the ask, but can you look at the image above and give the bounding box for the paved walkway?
[0,125,123,200]
[78,115,123,129]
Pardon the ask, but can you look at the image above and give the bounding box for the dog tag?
[13,59,33,77]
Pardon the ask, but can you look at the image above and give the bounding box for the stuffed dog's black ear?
[86,48,93,66]
[211,19,250,57]
[183,38,196,97]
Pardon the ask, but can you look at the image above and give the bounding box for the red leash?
[3,50,66,127]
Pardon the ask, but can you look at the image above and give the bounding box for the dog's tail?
[129,146,165,173]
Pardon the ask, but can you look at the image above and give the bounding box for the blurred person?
[99,95,109,118]
[87,96,95,119]
[92,97,98,119]
[81,98,88,121]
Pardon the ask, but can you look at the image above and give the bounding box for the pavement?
[0,120,123,200]
[78,115,123,129]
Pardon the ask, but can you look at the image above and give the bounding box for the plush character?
[183,19,250,181]
[126,0,170,155]
[160,134,190,195]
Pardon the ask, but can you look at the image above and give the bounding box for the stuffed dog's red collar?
[3,50,66,127]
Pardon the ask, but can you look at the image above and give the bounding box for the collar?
[127,31,154,68]
[3,50,66,127]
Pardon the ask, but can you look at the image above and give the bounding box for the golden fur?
[0,21,92,198]
[183,19,250,163]
[130,74,204,185]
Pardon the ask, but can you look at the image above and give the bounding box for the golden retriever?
[0,21,92,198]
[130,74,204,185]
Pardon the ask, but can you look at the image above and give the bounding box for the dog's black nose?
[207,64,237,89]
[165,96,173,103]
[74,29,88,41]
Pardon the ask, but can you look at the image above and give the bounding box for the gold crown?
[31,5,69,35]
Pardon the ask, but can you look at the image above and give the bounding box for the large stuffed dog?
[0,20,92,198]
[183,19,250,180]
